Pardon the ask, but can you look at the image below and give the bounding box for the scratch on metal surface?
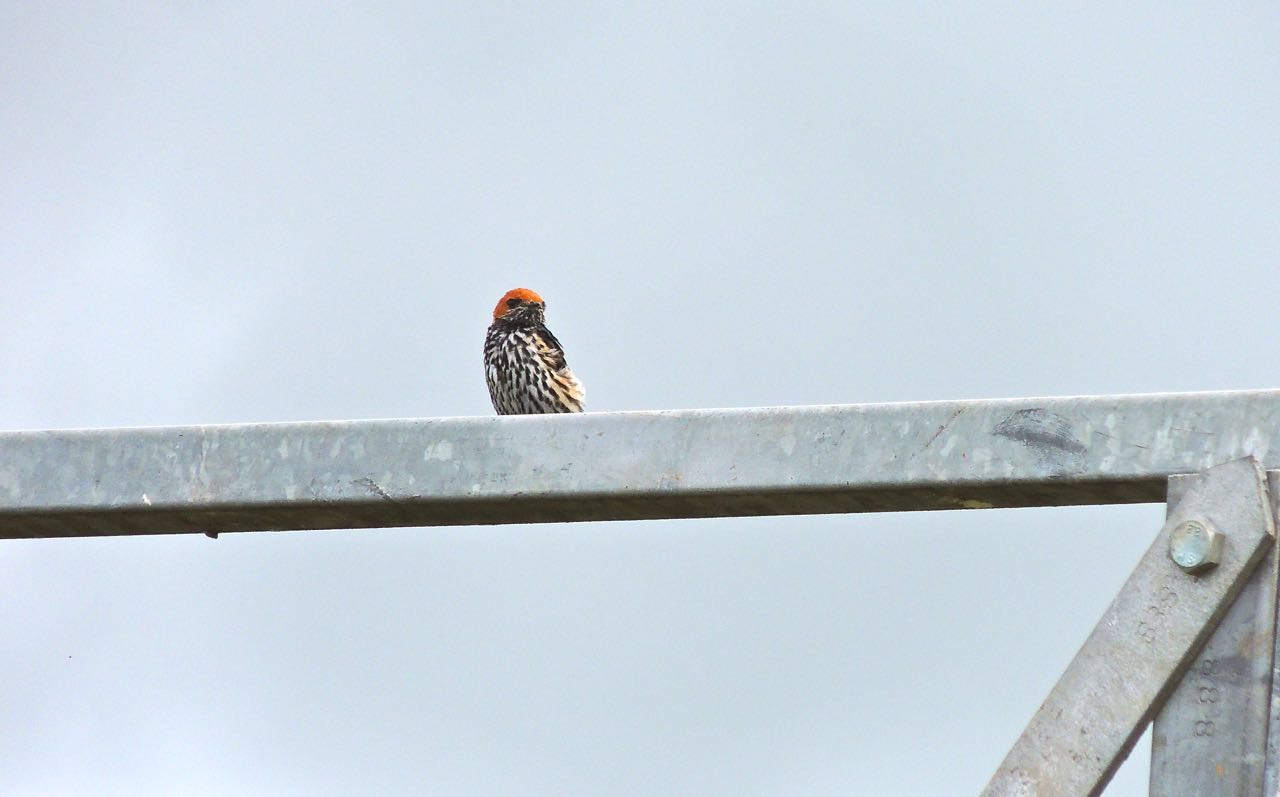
[1171,427,1217,436]
[914,406,967,458]
[353,477,397,504]
[994,408,1087,471]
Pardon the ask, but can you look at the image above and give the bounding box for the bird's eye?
[506,298,521,308]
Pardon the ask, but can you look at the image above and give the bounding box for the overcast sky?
[2,4,1278,795]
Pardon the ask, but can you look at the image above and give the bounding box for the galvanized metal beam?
[983,458,1276,797]
[3,389,1280,538]
[1150,473,1280,796]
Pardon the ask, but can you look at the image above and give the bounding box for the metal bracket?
[1149,472,1280,795]
[983,458,1276,797]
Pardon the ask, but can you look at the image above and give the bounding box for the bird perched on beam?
[484,288,586,415]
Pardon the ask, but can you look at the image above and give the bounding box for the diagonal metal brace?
[983,457,1276,797]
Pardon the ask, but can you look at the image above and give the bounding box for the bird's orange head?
[493,288,545,321]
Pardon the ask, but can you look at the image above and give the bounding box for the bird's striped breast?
[484,325,585,415]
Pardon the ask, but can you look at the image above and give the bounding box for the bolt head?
[1169,518,1224,574]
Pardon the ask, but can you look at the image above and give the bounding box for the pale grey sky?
[2,4,1278,795]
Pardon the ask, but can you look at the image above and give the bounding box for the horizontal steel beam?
[3,390,1280,538]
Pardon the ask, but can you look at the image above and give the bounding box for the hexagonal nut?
[1169,518,1224,575]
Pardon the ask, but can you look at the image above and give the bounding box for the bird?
[484,288,586,415]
